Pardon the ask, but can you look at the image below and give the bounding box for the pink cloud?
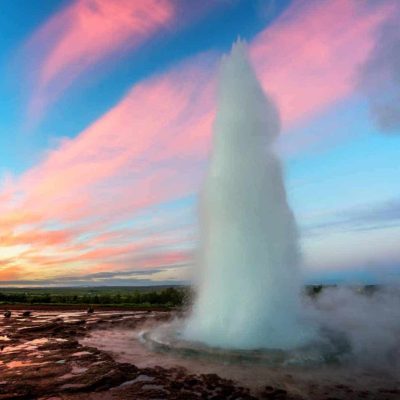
[12,55,214,227]
[25,0,175,122]
[250,0,393,127]
[134,249,192,269]
[2,0,396,282]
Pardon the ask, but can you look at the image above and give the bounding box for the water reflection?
[5,360,49,368]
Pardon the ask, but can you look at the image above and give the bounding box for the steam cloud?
[308,285,400,371]
[358,10,400,133]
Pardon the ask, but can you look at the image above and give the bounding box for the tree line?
[0,287,188,307]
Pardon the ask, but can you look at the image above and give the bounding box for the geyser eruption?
[183,41,314,349]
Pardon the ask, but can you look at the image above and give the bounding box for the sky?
[0,0,399,287]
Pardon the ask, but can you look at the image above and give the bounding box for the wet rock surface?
[0,309,256,399]
[1,309,399,399]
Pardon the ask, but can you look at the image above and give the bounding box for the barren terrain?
[1,308,399,399]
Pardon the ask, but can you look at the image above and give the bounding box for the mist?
[307,285,400,372]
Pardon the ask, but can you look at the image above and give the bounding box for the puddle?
[60,383,87,390]
[117,375,154,388]
[58,365,88,380]
[2,343,37,354]
[30,338,50,345]
[1,338,50,354]
[5,360,49,368]
[72,351,92,357]
[72,365,88,374]
[133,375,155,383]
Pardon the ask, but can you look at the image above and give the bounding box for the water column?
[183,41,314,349]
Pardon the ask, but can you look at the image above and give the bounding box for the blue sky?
[0,0,399,286]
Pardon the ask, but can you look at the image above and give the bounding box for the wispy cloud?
[0,266,22,281]
[23,0,176,124]
[0,265,190,287]
[1,0,396,285]
[303,198,400,237]
[251,0,393,127]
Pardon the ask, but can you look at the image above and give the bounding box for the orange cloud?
[1,0,395,283]
[0,210,42,230]
[0,229,74,247]
[0,266,22,281]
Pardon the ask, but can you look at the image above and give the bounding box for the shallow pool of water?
[80,322,397,394]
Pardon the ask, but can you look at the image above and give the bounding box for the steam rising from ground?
[183,41,315,349]
[308,285,400,370]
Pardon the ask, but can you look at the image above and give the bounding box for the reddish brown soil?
[1,309,399,399]
[0,310,257,399]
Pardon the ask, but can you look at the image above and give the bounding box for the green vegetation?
[0,286,189,308]
[0,284,379,308]
[306,285,325,297]
[305,284,381,298]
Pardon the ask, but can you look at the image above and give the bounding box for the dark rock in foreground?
[0,309,257,399]
[0,309,399,399]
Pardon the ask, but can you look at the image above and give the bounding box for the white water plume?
[183,41,315,349]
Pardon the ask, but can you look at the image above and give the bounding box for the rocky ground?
[0,308,399,399]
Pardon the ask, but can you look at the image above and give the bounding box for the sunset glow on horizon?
[1,0,400,286]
